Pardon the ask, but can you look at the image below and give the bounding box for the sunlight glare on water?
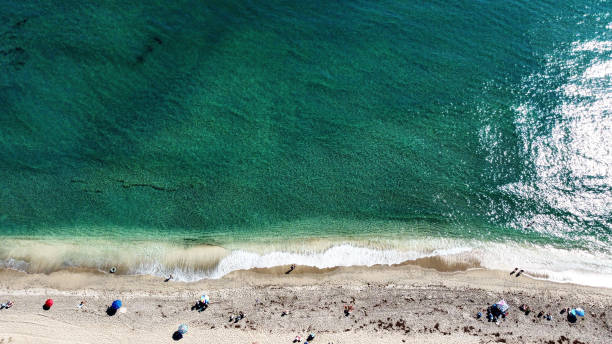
[503,31,612,250]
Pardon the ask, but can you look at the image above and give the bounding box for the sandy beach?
[1,263,610,344]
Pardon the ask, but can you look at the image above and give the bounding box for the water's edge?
[2,237,611,288]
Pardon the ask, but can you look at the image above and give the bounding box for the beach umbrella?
[494,300,509,313]
[178,324,188,335]
[200,294,209,304]
[574,308,585,317]
[111,300,122,310]
[44,299,53,308]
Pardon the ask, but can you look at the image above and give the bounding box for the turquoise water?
[1,1,611,285]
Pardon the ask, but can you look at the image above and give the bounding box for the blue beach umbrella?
[200,294,209,304]
[574,308,585,317]
[111,300,122,310]
[178,324,188,335]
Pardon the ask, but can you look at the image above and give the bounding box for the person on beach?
[164,274,173,282]
[519,304,531,315]
[202,299,209,310]
[78,301,86,309]
[192,300,207,312]
[192,294,209,312]
[286,264,296,274]
[230,311,246,322]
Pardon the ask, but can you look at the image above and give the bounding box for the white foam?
[205,244,472,279]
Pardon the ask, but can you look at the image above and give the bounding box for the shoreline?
[1,264,611,343]
[2,237,612,288]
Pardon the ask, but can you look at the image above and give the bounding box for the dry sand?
[1,263,611,344]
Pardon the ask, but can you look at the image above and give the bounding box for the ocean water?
[1,1,611,286]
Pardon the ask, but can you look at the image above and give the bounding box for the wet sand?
[1,264,611,343]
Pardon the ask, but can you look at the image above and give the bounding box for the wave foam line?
[132,244,472,281]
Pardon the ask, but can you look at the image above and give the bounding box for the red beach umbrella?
[45,299,54,308]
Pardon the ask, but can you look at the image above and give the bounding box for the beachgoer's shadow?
[42,304,50,311]
[567,313,577,323]
[106,306,118,316]
[172,331,183,341]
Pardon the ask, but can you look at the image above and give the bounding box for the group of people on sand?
[0,300,13,309]
[478,298,584,325]
[510,267,524,277]
[293,332,315,343]
[562,307,585,323]
[480,301,508,324]
[519,304,552,320]
[229,311,246,323]
[191,299,208,312]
